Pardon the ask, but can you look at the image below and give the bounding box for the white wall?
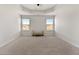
[0,5,20,47]
[0,4,55,46]
[20,4,79,47]
[21,15,54,36]
[55,5,79,47]
[1,4,79,48]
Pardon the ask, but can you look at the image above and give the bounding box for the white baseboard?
[56,33,79,48]
[0,32,20,47]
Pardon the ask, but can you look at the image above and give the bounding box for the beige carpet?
[0,36,79,55]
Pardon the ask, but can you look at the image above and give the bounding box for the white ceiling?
[20,4,79,15]
[20,4,56,14]
[22,4,56,11]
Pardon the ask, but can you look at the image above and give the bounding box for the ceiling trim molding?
[20,4,57,14]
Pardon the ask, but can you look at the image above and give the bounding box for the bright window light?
[46,19,53,31]
[22,19,30,31]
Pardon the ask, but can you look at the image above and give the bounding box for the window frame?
[21,17,31,31]
[46,18,54,31]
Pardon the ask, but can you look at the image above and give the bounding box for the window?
[46,19,53,31]
[22,19,30,31]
